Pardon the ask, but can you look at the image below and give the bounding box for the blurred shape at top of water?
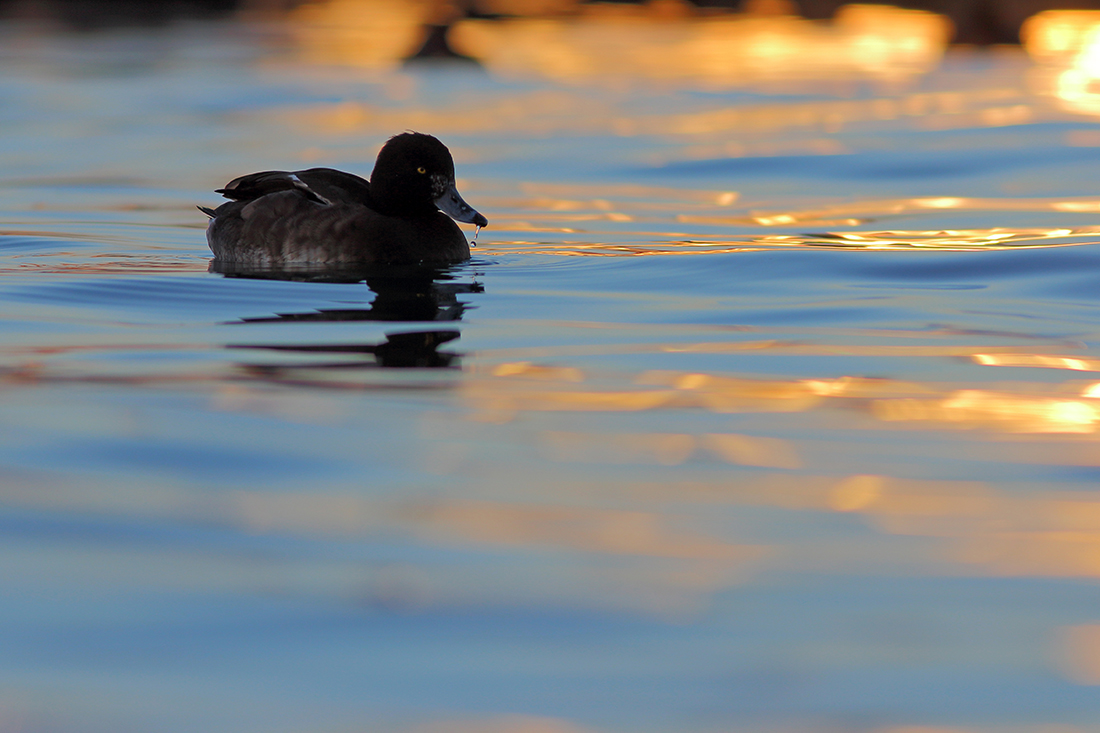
[280,0,951,88]
[1023,9,1100,63]
[1024,10,1100,116]
[452,3,951,88]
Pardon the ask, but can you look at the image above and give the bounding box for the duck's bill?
[435,184,489,228]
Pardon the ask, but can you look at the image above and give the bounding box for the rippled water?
[4,11,1100,733]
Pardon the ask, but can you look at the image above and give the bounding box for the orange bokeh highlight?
[1024,10,1100,116]
[454,3,949,88]
[279,0,950,88]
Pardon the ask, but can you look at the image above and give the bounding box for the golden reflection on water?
[22,360,1100,607]
[475,191,1100,255]
[874,390,1100,434]
[456,4,949,87]
[285,0,949,87]
[479,229,1098,256]
[15,329,1100,616]
[470,359,1100,435]
[1025,10,1100,116]
[973,353,1100,371]
[423,354,1100,590]
[17,333,1100,439]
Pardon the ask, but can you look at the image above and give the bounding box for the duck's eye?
[417,166,427,174]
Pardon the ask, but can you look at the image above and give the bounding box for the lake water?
[4,5,1100,732]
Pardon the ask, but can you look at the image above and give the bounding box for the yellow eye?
[417,166,427,174]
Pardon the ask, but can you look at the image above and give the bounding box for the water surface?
[3,8,1100,733]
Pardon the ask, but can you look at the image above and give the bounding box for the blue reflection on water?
[4,13,1100,733]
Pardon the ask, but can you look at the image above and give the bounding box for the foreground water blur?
[6,3,1100,732]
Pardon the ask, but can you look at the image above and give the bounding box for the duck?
[200,132,488,267]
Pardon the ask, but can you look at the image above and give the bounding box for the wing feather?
[214,168,372,207]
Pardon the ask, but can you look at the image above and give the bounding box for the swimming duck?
[201,132,488,267]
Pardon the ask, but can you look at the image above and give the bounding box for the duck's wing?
[216,171,330,204]
[215,168,372,207]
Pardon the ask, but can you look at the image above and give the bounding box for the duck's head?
[370,132,488,228]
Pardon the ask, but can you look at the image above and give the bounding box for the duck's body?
[202,134,487,267]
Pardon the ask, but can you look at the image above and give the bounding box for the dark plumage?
[201,133,488,267]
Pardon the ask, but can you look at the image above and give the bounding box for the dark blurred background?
[2,0,1100,45]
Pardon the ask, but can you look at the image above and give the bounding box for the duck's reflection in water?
[235,329,461,370]
[211,261,481,370]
